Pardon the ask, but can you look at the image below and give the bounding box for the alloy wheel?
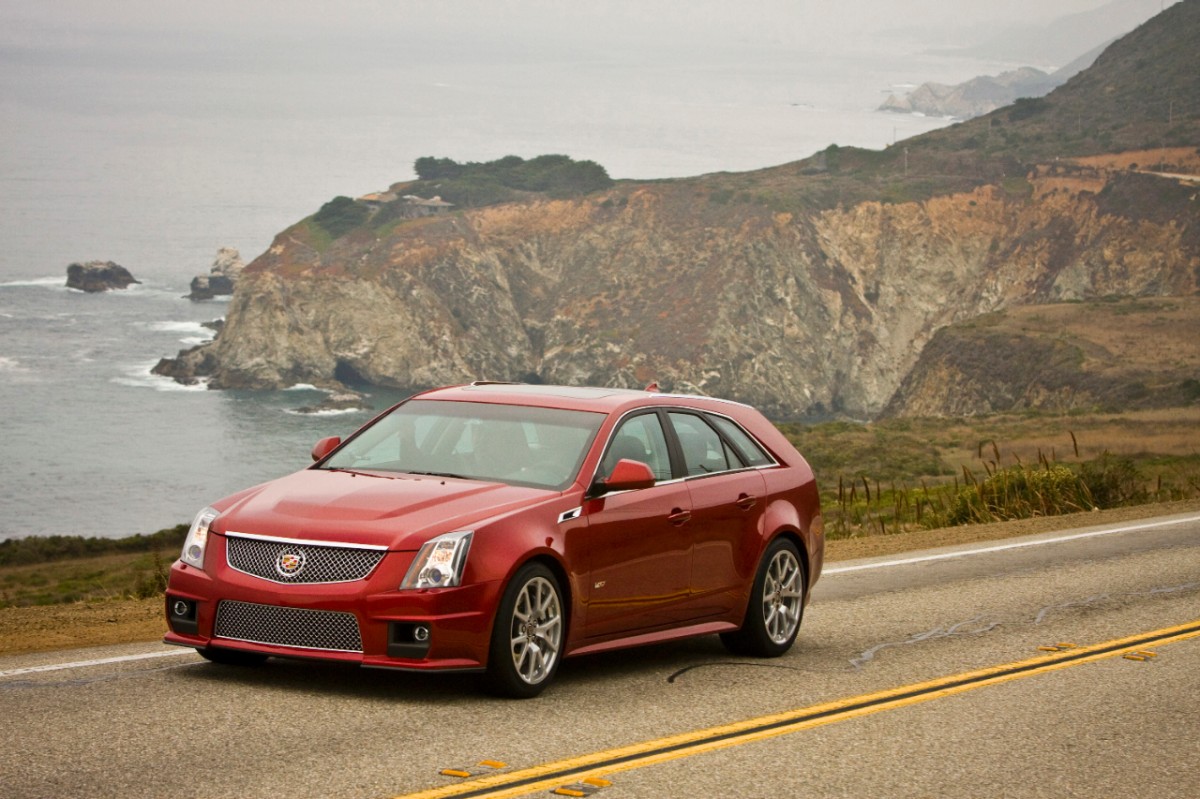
[761,547,803,645]
[508,575,563,685]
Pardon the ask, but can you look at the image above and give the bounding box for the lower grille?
[214,600,363,653]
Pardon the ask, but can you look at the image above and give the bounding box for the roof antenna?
[644,381,660,393]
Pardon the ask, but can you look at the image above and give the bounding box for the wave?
[107,283,188,300]
[0,276,186,300]
[148,320,214,335]
[144,320,216,346]
[0,276,69,289]
[110,360,209,392]
[284,383,328,392]
[283,407,361,417]
[0,355,42,383]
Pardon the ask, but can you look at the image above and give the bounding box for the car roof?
[412,382,753,416]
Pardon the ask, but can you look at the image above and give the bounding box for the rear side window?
[669,412,739,476]
[709,415,774,467]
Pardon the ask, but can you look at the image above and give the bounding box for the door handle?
[735,494,758,510]
[667,508,692,526]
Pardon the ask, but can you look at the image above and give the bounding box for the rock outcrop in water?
[187,247,245,300]
[65,261,140,292]
[879,67,1063,120]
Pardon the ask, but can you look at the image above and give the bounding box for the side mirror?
[311,435,342,462]
[593,459,656,495]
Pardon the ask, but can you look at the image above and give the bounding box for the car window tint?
[709,415,773,467]
[601,414,672,481]
[668,412,731,476]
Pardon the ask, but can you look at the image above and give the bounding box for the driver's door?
[581,412,694,637]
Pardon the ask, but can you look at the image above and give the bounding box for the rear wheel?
[483,563,564,698]
[721,537,806,657]
[198,646,269,667]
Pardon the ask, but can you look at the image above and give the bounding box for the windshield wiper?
[324,467,395,479]
[403,470,470,480]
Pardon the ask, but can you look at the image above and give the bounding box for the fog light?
[413,624,431,643]
[172,600,191,617]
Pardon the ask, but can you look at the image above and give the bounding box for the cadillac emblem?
[275,548,307,579]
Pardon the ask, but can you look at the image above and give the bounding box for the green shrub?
[1078,453,1145,507]
[407,154,613,207]
[946,464,1091,525]
[0,525,188,567]
[313,196,369,238]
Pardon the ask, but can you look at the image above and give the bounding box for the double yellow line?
[393,620,1200,799]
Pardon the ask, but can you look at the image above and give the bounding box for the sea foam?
[111,360,208,392]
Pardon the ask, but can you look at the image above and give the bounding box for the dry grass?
[788,407,1200,539]
[1070,147,1200,174]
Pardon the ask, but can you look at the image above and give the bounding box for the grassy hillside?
[885,298,1200,417]
[703,0,1200,212]
[785,407,1200,538]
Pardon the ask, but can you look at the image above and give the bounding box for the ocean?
[0,35,1016,540]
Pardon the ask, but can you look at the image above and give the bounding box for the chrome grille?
[215,600,363,653]
[225,533,385,584]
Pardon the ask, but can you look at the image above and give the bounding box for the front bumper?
[163,538,500,671]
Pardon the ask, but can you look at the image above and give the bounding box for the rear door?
[666,411,768,617]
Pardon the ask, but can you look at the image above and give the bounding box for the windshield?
[320,399,605,490]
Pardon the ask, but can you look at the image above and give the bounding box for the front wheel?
[721,537,806,657]
[483,563,565,698]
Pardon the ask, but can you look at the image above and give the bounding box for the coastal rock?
[187,247,245,300]
[293,390,373,415]
[154,167,1200,419]
[65,261,140,292]
[879,67,1060,120]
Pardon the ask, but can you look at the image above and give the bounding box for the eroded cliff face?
[160,163,1199,419]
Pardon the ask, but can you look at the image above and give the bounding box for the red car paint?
[164,383,823,693]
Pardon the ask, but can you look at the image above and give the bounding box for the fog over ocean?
[0,1,1152,538]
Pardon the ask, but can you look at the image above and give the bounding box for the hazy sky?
[0,1,1160,61]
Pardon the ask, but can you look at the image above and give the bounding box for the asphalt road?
[2,511,1198,799]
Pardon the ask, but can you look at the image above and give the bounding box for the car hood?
[212,468,558,550]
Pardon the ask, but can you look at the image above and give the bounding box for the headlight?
[180,506,218,570]
[400,530,473,589]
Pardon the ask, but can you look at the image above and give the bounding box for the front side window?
[600,413,673,482]
[321,400,604,490]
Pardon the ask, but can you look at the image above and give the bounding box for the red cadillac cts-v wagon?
[164,383,824,697]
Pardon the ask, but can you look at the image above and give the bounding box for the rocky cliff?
[879,67,1062,120]
[156,1,1200,419]
[882,297,1200,417]
[156,159,1199,418]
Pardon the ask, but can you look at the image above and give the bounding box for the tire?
[721,537,806,657]
[483,562,565,698]
[198,646,269,667]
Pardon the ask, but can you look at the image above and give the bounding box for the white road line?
[823,514,1200,575]
[0,647,196,678]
